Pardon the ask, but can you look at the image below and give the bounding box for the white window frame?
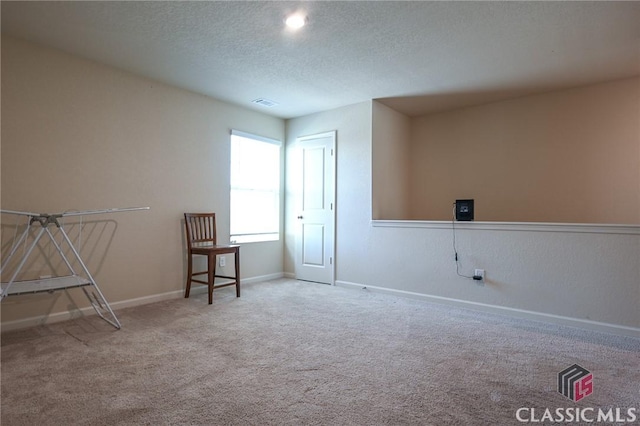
[230,129,281,244]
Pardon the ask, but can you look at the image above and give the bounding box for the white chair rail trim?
[372,220,640,235]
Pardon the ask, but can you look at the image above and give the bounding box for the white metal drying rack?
[1,207,149,329]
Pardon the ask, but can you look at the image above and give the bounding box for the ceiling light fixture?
[285,13,307,30]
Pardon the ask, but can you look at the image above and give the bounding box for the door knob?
[297,215,303,219]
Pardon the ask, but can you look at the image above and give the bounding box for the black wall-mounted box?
[455,199,474,221]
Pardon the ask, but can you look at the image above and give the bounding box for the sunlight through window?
[230,130,281,243]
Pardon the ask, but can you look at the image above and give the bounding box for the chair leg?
[235,248,241,298]
[185,253,192,298]
[208,254,215,304]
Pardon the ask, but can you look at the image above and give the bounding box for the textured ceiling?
[2,1,639,118]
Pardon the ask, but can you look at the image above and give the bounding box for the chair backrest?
[184,213,217,247]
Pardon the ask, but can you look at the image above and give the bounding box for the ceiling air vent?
[252,98,279,108]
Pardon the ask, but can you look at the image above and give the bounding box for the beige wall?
[408,77,640,223]
[287,101,638,336]
[372,102,411,220]
[2,37,638,335]
[1,36,285,325]
[284,102,374,277]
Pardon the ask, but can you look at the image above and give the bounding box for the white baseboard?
[1,272,285,332]
[242,272,285,284]
[335,280,640,339]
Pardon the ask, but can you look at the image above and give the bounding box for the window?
[230,130,281,243]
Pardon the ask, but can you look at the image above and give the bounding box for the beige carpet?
[1,279,638,425]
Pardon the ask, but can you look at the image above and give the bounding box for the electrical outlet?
[474,269,485,280]
[219,256,226,267]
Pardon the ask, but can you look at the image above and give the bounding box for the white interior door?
[294,131,336,284]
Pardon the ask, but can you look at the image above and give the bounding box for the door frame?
[294,130,336,285]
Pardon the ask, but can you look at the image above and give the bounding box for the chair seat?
[190,243,239,255]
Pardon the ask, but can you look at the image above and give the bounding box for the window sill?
[230,234,279,244]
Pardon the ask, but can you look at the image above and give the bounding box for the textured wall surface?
[3,36,638,335]
[372,102,411,220]
[286,102,639,335]
[408,78,640,223]
[1,37,285,325]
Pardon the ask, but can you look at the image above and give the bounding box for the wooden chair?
[184,213,240,304]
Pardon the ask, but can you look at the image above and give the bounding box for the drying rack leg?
[1,227,47,300]
[57,226,121,329]
[44,227,77,276]
[1,225,32,272]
